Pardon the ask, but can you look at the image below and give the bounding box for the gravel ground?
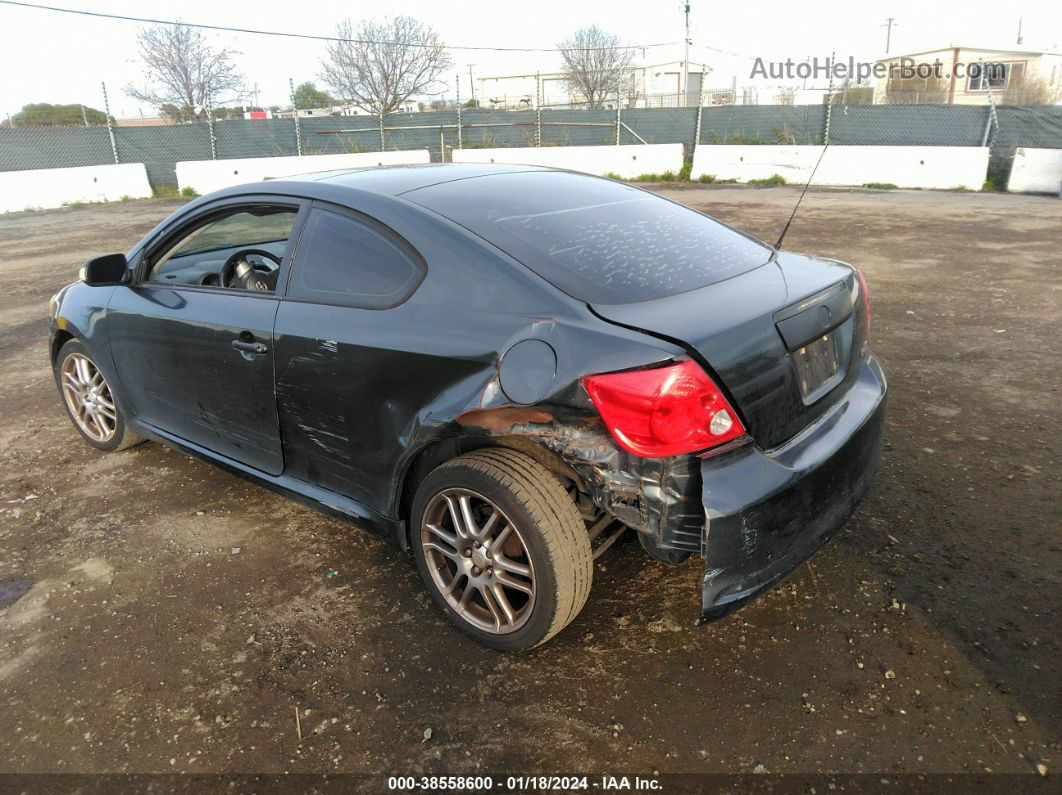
[0,186,1058,779]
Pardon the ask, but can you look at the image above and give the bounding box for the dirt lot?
[0,186,1058,780]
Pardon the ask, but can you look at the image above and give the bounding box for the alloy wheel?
[61,353,117,443]
[420,488,536,634]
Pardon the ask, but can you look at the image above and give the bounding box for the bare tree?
[320,17,452,115]
[774,86,796,105]
[124,23,245,117]
[557,26,634,109]
[1003,74,1062,105]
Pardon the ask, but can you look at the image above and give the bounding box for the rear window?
[405,171,771,304]
[288,209,423,309]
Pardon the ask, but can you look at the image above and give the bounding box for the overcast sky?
[0,0,1059,118]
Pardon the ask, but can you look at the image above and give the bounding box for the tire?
[54,339,143,452]
[411,448,593,650]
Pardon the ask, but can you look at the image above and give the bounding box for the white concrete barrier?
[176,150,432,195]
[0,163,152,213]
[1007,147,1062,194]
[692,145,990,190]
[451,144,684,179]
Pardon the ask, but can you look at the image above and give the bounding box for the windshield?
[404,171,771,304]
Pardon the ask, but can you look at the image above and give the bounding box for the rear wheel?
[54,340,143,452]
[411,448,592,650]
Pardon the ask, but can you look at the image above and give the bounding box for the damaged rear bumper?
[696,355,887,624]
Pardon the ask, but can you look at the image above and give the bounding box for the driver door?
[107,197,309,475]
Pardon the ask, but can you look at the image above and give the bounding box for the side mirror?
[80,253,129,286]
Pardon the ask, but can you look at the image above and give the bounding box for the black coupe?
[50,164,885,650]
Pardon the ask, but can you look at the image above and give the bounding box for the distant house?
[873,46,1062,104]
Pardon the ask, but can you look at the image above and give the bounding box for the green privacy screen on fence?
[2,104,1060,189]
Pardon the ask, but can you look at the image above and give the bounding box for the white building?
[873,46,1062,104]
[477,60,717,109]
[281,99,421,119]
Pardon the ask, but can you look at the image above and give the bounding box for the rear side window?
[287,209,424,308]
[405,171,771,305]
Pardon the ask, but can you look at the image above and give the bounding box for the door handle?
[231,339,268,354]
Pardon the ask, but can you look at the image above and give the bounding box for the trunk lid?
[590,251,867,450]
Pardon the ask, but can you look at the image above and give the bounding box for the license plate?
[792,332,840,401]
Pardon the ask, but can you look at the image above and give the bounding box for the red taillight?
[582,360,747,458]
[855,269,871,336]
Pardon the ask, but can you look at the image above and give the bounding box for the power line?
[0,0,682,53]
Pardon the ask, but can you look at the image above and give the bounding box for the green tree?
[292,82,334,109]
[160,103,196,122]
[7,103,108,127]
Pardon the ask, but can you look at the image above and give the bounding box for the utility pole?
[1016,17,1023,45]
[881,17,897,54]
[468,64,476,102]
[682,1,691,106]
[80,104,88,127]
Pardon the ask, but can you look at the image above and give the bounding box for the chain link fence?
[3,82,1061,190]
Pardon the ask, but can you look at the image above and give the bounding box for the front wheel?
[54,339,143,452]
[411,448,593,650]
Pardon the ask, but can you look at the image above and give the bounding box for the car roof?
[160,164,579,252]
[271,162,554,197]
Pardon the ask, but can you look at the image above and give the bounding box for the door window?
[147,206,299,291]
[287,209,424,309]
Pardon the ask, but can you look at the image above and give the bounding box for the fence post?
[615,104,621,145]
[456,73,463,150]
[980,59,1000,147]
[205,100,217,160]
[693,89,705,160]
[535,71,542,146]
[823,51,836,144]
[823,93,833,144]
[980,107,994,147]
[101,81,119,164]
[289,78,303,156]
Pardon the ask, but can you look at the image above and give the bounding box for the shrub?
[746,174,787,187]
[630,171,677,182]
[862,182,898,190]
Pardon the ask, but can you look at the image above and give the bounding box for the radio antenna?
[774,142,829,250]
